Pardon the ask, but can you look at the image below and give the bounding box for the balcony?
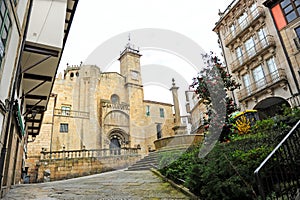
[225,6,266,47]
[237,68,287,101]
[230,35,276,73]
[54,109,89,119]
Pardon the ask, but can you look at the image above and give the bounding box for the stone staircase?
[127,147,189,171]
[126,151,159,171]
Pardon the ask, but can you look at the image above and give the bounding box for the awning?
[19,0,78,136]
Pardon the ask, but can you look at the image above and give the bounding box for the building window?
[0,1,11,66]
[266,57,279,80]
[280,0,300,23]
[156,123,162,139]
[238,12,248,29]
[60,123,68,133]
[245,37,256,58]
[61,106,71,116]
[294,26,300,49]
[235,46,243,64]
[250,2,257,14]
[146,105,150,116]
[243,74,251,95]
[257,28,267,46]
[295,26,300,38]
[111,94,119,104]
[229,24,236,36]
[159,108,164,118]
[252,65,266,89]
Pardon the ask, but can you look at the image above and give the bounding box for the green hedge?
[158,107,300,199]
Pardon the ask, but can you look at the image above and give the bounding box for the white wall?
[27,0,67,48]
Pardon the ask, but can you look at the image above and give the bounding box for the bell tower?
[119,36,142,86]
[118,37,145,150]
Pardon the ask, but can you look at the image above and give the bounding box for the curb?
[150,168,200,200]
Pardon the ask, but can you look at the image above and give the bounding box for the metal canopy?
[20,0,78,136]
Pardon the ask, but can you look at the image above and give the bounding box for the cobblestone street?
[2,169,190,200]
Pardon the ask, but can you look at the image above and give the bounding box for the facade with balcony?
[213,0,300,119]
[0,0,78,196]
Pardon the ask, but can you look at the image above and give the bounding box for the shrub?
[158,111,298,199]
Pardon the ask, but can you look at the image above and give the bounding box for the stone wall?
[36,155,141,182]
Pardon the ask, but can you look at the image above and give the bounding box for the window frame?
[111,94,119,104]
[266,57,279,80]
[280,0,300,23]
[235,46,243,64]
[244,36,256,58]
[242,73,251,95]
[0,1,11,67]
[60,123,69,133]
[61,106,71,116]
[159,108,164,118]
[146,105,150,116]
[252,65,266,89]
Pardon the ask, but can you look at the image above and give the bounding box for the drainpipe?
[0,0,33,191]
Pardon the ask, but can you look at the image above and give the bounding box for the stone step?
[126,164,157,171]
[127,148,189,171]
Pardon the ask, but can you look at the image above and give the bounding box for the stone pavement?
[2,169,190,200]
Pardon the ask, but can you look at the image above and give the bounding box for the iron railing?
[230,35,276,73]
[225,6,265,47]
[237,68,287,101]
[254,120,300,200]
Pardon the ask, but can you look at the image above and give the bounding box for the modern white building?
[0,0,78,196]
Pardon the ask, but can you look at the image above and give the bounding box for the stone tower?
[118,42,146,148]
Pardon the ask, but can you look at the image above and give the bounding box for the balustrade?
[54,109,89,119]
[40,147,140,160]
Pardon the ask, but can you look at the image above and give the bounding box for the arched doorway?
[107,129,129,155]
[109,136,121,155]
[254,97,290,119]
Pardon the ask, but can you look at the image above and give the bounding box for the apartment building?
[0,0,78,196]
[213,0,300,119]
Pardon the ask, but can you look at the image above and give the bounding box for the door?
[110,137,121,155]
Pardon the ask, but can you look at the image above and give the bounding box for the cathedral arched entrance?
[108,128,129,155]
[254,97,290,119]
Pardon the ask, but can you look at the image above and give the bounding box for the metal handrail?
[254,120,300,199]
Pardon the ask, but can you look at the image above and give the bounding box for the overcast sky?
[59,0,233,110]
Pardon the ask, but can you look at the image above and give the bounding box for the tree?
[190,52,241,143]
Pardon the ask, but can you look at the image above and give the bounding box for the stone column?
[170,78,187,135]
[170,78,181,125]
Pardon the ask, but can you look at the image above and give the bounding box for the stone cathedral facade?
[26,45,179,170]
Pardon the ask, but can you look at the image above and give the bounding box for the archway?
[254,97,290,119]
[107,128,129,155]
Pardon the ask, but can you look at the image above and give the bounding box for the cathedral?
[26,44,183,165]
